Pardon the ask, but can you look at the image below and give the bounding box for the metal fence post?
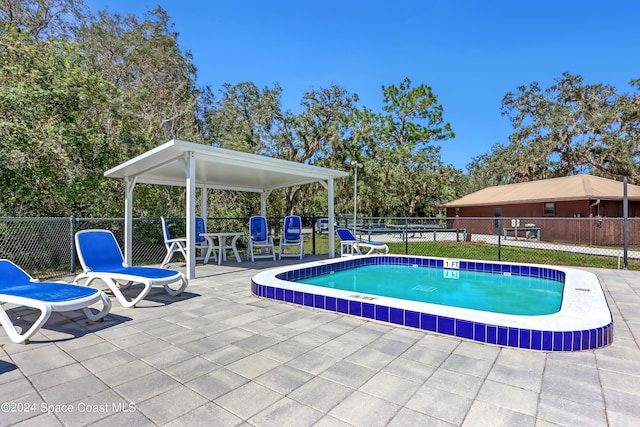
[624,177,629,269]
[497,217,502,261]
[311,214,316,255]
[404,217,409,255]
[70,215,76,274]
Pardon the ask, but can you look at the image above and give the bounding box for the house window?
[455,208,460,216]
[544,202,555,216]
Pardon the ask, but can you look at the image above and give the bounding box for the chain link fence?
[1,215,638,278]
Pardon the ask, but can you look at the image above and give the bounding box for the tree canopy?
[467,72,640,190]
[3,1,637,220]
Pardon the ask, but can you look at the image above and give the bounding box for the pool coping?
[251,255,613,351]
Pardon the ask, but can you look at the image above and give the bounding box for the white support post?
[185,152,197,279]
[124,177,136,266]
[200,187,207,220]
[260,190,272,217]
[327,177,336,258]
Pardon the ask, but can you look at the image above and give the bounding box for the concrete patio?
[1,257,639,426]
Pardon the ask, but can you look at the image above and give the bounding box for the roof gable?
[443,174,640,207]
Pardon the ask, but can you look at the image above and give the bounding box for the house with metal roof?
[442,174,640,245]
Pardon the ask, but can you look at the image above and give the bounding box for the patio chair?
[279,215,304,259]
[160,216,215,267]
[248,215,276,261]
[335,228,389,256]
[74,229,188,308]
[0,259,111,344]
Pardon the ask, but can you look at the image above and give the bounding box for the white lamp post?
[351,160,362,234]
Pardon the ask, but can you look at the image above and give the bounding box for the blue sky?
[88,0,640,171]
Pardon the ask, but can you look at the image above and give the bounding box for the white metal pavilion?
[104,139,349,279]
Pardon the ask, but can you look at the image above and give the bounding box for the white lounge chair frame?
[74,229,188,308]
[0,259,111,344]
[335,228,389,256]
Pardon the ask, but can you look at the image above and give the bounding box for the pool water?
[296,264,563,316]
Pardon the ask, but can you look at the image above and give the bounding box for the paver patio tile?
[359,371,421,405]
[289,376,355,413]
[329,390,400,427]
[250,397,324,427]
[319,360,378,389]
[214,381,283,419]
[462,400,535,427]
[537,394,607,426]
[254,364,314,394]
[475,379,538,416]
[136,385,208,425]
[164,402,242,427]
[388,407,455,427]
[406,387,473,425]
[185,367,249,400]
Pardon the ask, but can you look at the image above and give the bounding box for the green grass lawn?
[303,235,639,271]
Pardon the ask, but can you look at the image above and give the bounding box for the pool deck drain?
[1,256,639,426]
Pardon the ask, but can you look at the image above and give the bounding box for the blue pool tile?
[553,332,563,351]
[542,331,553,351]
[519,329,531,349]
[497,327,508,346]
[597,328,604,348]
[572,331,582,351]
[337,298,349,314]
[563,332,573,351]
[285,289,294,303]
[375,305,389,322]
[474,323,486,342]
[581,330,591,350]
[275,288,284,301]
[294,291,303,305]
[455,320,473,339]
[390,307,404,325]
[266,286,275,299]
[362,303,375,319]
[486,326,497,344]
[508,327,519,348]
[589,329,597,349]
[303,293,314,307]
[349,301,362,317]
[531,330,542,350]
[421,313,436,332]
[326,296,336,311]
[405,310,420,328]
[437,316,455,335]
[313,294,325,309]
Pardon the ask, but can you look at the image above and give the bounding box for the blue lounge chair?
[0,259,111,344]
[74,229,188,308]
[279,215,304,259]
[248,216,275,261]
[335,228,389,256]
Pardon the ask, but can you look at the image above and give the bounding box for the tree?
[358,78,458,216]
[469,72,640,187]
[76,7,203,152]
[0,0,85,40]
[0,30,119,216]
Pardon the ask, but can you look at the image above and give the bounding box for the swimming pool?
[251,255,613,351]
